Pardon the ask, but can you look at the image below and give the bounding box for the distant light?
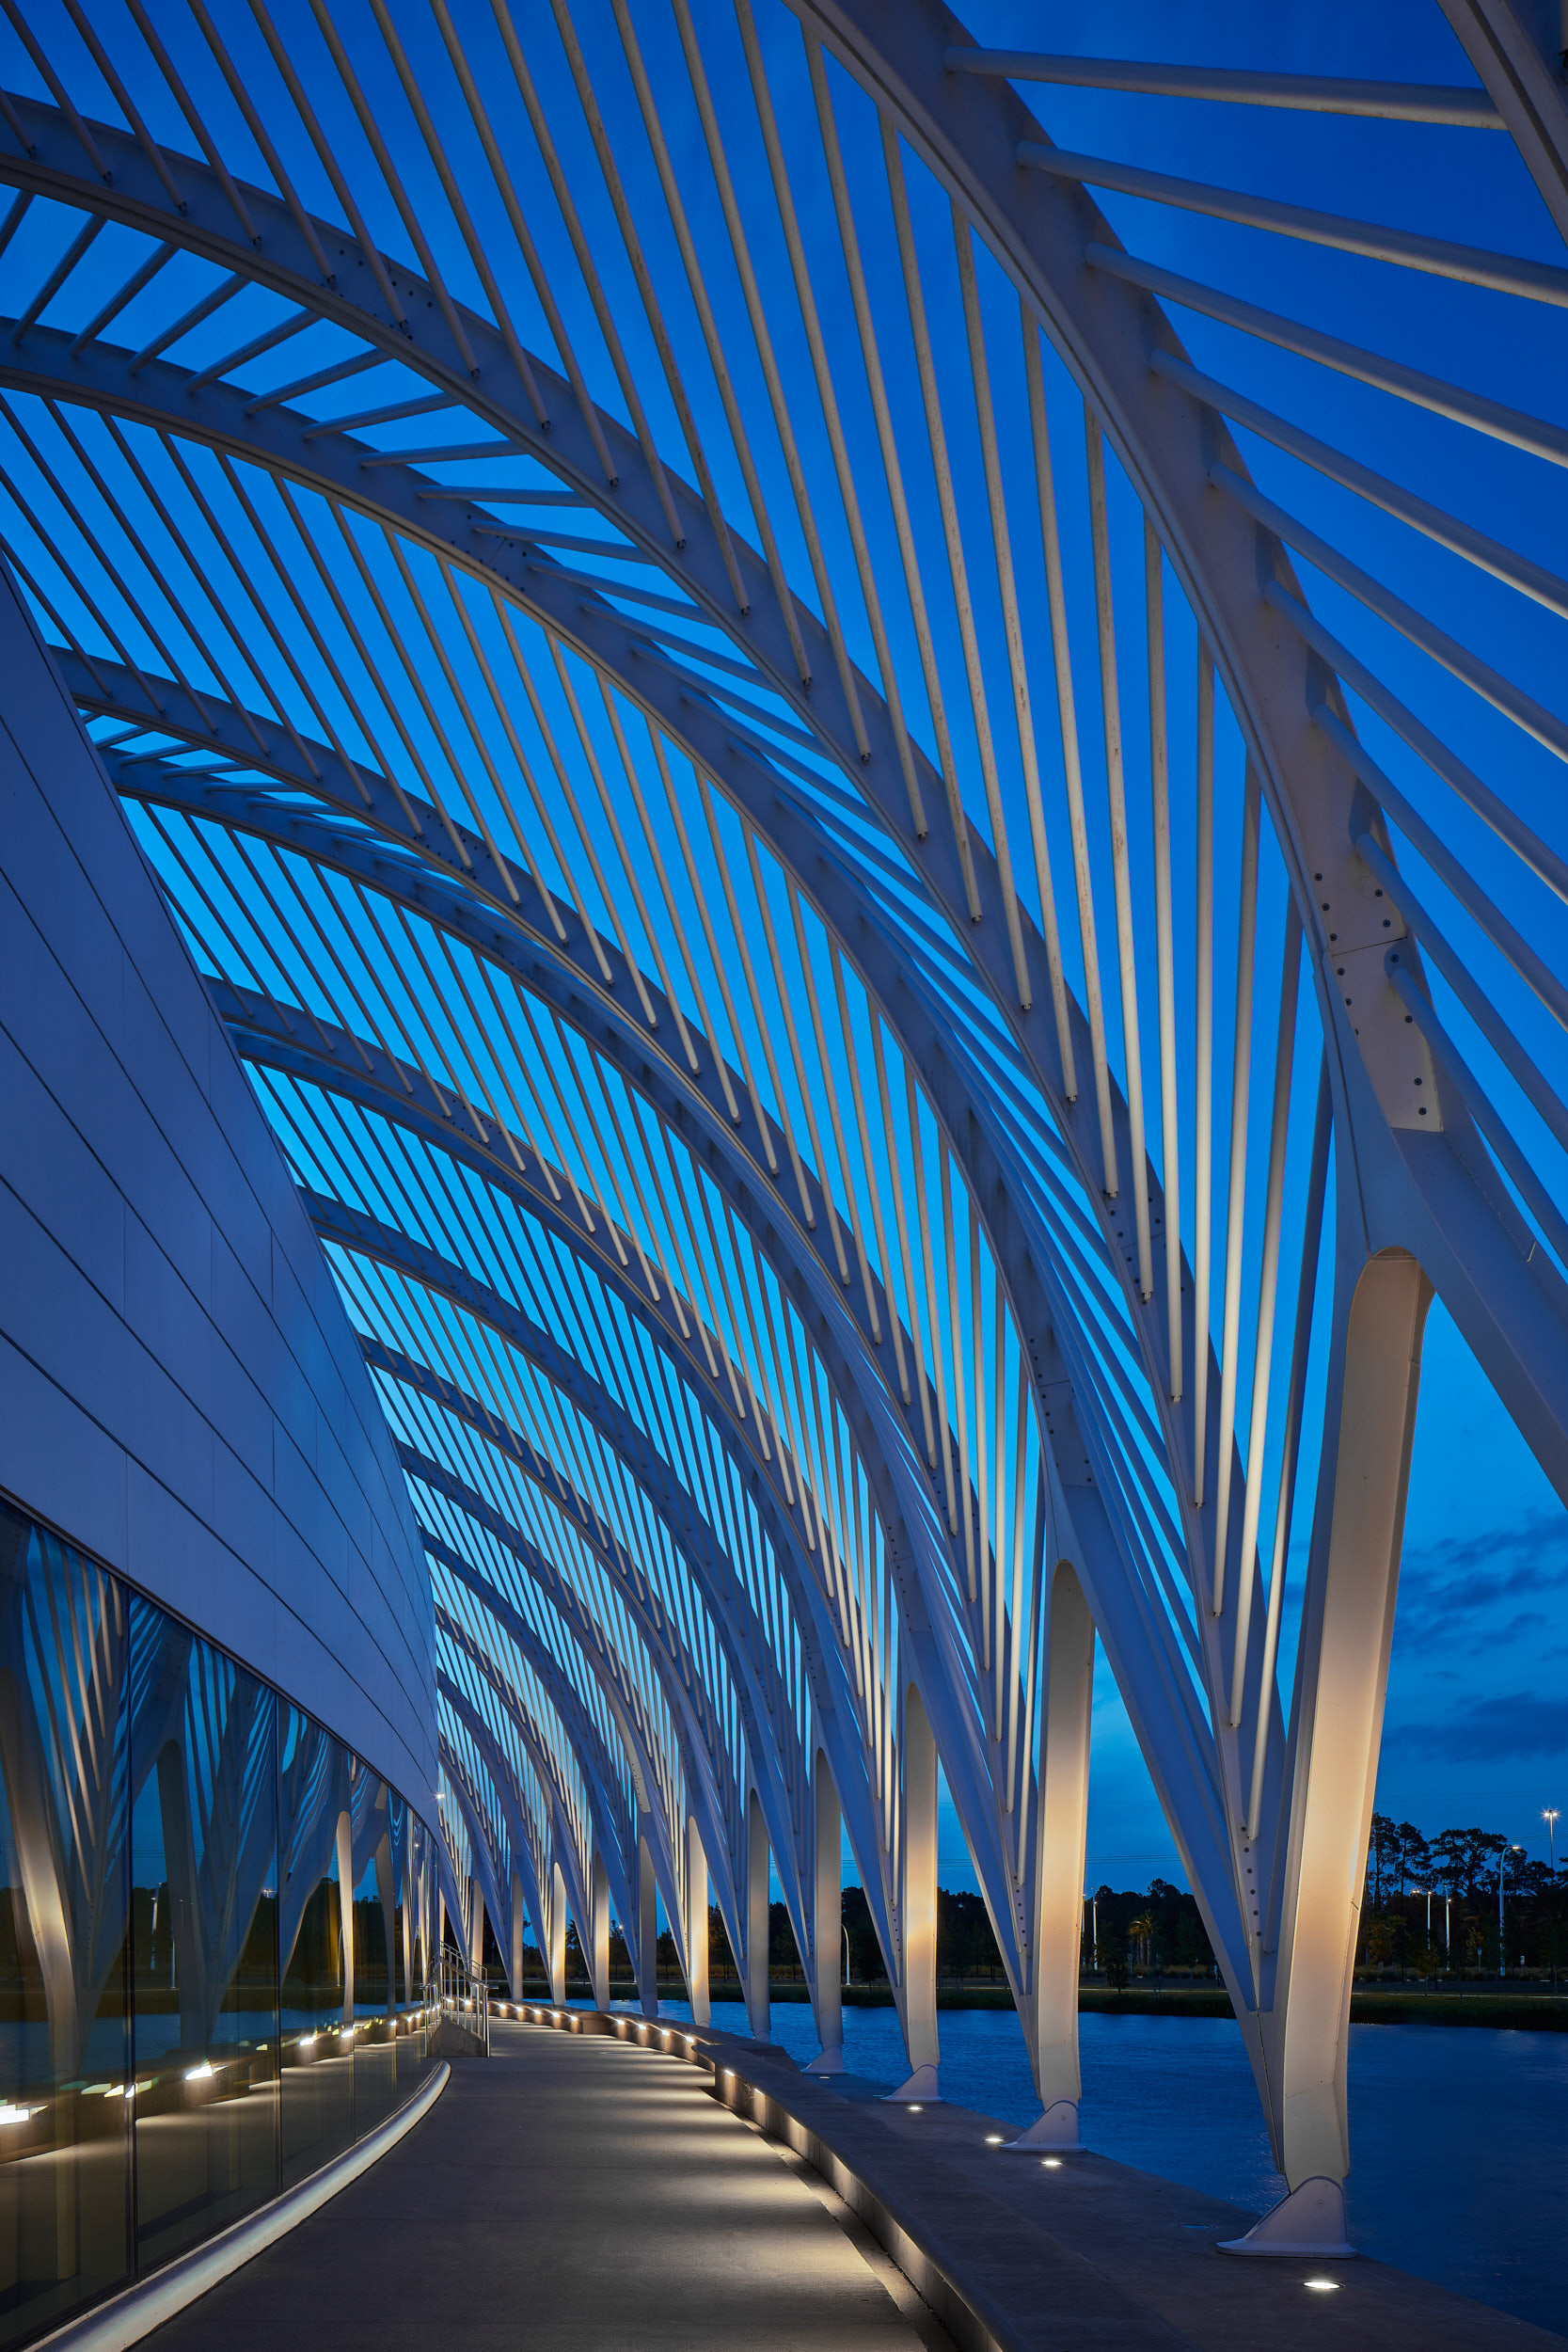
[984,2134,1003,2145]
[298,2033,317,2049]
[0,2105,35,2124]
[1305,2280,1340,2293]
[1041,2157,1063,2169]
[184,2062,214,2082]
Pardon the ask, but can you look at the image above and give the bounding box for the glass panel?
[128,1604,279,2271]
[277,1709,355,2190]
[349,1776,398,2139]
[0,1505,133,2350]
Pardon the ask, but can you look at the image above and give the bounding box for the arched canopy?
[0,0,1561,2180]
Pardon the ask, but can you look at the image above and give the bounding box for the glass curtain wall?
[0,1500,438,2350]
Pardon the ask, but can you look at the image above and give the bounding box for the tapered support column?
[887,1681,938,2100]
[336,1811,356,2028]
[806,1755,844,2072]
[744,1788,770,2042]
[1013,1563,1094,2150]
[686,1819,710,2026]
[1227,1249,1432,2258]
[546,1863,567,2004]
[637,1831,659,2018]
[374,1834,396,2020]
[510,1876,527,2000]
[590,1853,610,2010]
[467,1877,485,1974]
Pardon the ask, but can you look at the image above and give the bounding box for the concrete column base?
[1218,2176,1355,2258]
[881,2062,940,2104]
[1001,2099,1079,2151]
[804,2045,846,2074]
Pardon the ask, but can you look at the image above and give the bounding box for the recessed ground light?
[1305,2280,1340,2293]
[907,2103,923,2111]
[984,2134,1003,2145]
[1041,2157,1062,2169]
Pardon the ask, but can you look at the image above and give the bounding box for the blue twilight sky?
[1,0,1563,1912]
[858,0,1568,1898]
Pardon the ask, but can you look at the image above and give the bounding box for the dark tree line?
[1360,1813,1567,1976]
[518,1879,1220,1989]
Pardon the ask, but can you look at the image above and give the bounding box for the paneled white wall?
[0,564,436,1804]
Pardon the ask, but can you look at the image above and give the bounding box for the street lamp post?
[1544,1808,1560,1877]
[1410,1884,1433,1977]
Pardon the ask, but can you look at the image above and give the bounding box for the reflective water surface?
[647,1998,1568,2337]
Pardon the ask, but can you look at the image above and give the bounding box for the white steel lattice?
[0,0,1562,2228]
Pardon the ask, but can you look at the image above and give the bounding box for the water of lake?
[635,1997,1567,2337]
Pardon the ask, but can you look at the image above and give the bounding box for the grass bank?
[589,1979,1568,2030]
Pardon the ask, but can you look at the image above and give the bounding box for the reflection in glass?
[277,1709,355,2189]
[0,1501,437,2346]
[128,1603,279,2271]
[0,1505,133,2349]
[350,1776,398,2140]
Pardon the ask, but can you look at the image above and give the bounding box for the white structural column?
[510,1875,528,2000]
[807,1756,844,2073]
[887,1683,939,2101]
[638,1831,659,2019]
[686,1820,710,2027]
[468,1878,485,1975]
[336,1812,356,2028]
[547,1863,568,2006]
[1013,1563,1095,2150]
[745,1788,771,2042]
[590,1854,610,2011]
[1227,1248,1433,2257]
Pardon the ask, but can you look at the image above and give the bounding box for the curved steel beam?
[0,106,1398,2021]
[362,1314,829,2009]
[231,1009,905,1979]
[437,1675,559,1990]
[411,1438,778,2003]
[428,1519,741,1938]
[437,1604,638,1931]
[435,1576,694,1989]
[437,1741,511,1973]
[87,667,1239,1994]
[793,0,1568,1509]
[439,1668,611,1984]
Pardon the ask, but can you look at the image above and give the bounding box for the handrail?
[436,1947,492,2056]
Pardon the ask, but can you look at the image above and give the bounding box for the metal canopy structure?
[1,0,1563,2243]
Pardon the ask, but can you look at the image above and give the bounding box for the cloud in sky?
[1392,1511,1568,1659]
[1391,1692,1568,1764]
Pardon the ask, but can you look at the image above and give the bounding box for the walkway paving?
[144,2021,949,2352]
[145,2016,1567,2352]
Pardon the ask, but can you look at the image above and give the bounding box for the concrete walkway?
[144,2021,948,2352]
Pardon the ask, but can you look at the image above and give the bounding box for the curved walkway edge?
[31,2063,451,2352]
[512,2004,1565,2352]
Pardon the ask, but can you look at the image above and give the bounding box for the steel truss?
[0,0,1563,2242]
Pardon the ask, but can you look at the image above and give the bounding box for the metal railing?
[436,1947,492,2056]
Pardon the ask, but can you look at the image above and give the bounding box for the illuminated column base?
[805,1756,842,2074]
[687,1820,710,2028]
[637,1833,658,2019]
[881,2062,939,2105]
[744,1788,770,2043]
[1219,2178,1355,2259]
[590,1855,610,2010]
[1000,2100,1079,2151]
